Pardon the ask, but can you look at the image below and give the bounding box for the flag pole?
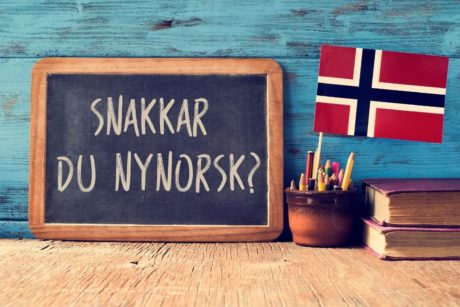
[311,132,323,179]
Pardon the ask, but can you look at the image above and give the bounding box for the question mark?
[248,152,261,194]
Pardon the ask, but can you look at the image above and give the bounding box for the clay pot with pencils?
[286,133,357,247]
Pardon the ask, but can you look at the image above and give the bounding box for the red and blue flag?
[313,45,449,143]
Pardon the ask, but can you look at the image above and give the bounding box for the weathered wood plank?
[0,240,459,305]
[1,57,460,230]
[0,58,32,227]
[0,183,28,221]
[0,221,32,238]
[0,58,30,184]
[0,0,458,58]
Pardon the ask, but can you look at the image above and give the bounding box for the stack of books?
[362,179,460,260]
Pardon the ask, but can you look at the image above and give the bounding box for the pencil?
[317,171,326,192]
[308,178,315,191]
[305,151,314,180]
[325,174,332,190]
[325,160,332,176]
[299,173,307,192]
[317,167,324,180]
[330,173,338,186]
[332,162,340,177]
[338,169,344,186]
[341,153,355,191]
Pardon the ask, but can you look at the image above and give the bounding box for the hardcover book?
[363,178,460,227]
[362,218,460,260]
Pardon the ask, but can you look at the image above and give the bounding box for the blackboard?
[29,58,283,241]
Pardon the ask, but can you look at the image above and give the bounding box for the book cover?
[363,178,460,227]
[362,218,460,260]
[362,178,460,196]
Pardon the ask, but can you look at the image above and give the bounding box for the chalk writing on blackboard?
[56,95,262,194]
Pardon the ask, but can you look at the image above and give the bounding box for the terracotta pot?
[285,189,356,247]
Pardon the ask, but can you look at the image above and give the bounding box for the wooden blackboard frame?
[29,58,283,242]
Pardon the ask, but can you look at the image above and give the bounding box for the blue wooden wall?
[0,0,459,238]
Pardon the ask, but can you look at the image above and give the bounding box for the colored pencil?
[305,151,314,180]
[332,162,340,177]
[299,173,307,192]
[317,171,326,192]
[342,152,355,191]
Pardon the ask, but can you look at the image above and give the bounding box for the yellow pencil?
[317,171,326,192]
[341,152,355,191]
[299,173,307,192]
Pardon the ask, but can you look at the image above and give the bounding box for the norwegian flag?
[313,45,449,143]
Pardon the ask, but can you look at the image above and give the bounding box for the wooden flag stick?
[311,132,323,179]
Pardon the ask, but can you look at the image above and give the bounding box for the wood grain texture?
[0,1,458,58]
[0,221,32,238]
[0,239,459,305]
[0,0,460,237]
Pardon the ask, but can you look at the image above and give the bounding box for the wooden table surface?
[0,240,459,306]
